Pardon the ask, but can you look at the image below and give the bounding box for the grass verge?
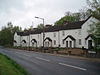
[0,53,30,75]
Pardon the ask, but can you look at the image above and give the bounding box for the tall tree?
[0,22,22,46]
[87,0,100,19]
[54,15,80,25]
[87,0,100,52]
[54,11,90,26]
[87,0,100,35]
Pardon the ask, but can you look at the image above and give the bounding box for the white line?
[15,52,30,57]
[36,57,50,62]
[59,63,87,71]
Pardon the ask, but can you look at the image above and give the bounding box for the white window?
[62,31,65,36]
[79,39,81,45]
[54,33,56,37]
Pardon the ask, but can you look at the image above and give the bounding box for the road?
[0,48,100,75]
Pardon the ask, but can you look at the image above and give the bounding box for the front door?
[66,41,68,48]
[69,41,72,48]
[88,40,92,49]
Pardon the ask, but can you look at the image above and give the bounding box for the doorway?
[88,40,92,49]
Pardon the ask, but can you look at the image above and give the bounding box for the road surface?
[0,48,100,75]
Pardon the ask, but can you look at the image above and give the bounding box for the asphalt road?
[0,48,100,75]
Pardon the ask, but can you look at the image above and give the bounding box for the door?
[69,41,72,48]
[66,41,68,48]
[88,40,92,49]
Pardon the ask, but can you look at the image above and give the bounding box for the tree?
[0,22,22,46]
[37,24,44,29]
[0,27,12,46]
[87,0,100,19]
[87,0,100,35]
[87,0,100,52]
[54,11,89,26]
[78,9,91,20]
[54,15,80,25]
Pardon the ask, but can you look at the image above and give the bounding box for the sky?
[0,0,87,29]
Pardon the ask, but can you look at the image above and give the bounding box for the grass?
[0,53,30,75]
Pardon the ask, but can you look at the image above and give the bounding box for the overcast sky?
[0,0,87,29]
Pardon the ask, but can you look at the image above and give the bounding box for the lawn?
[0,53,29,75]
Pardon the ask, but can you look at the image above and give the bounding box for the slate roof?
[30,28,42,34]
[16,19,87,36]
[44,20,86,32]
[17,31,29,36]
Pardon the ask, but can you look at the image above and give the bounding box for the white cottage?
[14,16,99,49]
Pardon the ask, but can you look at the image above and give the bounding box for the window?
[54,33,56,37]
[79,39,81,45]
[78,30,81,35]
[54,40,56,45]
[62,31,65,36]
[62,40,64,44]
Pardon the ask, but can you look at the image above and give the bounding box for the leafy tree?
[87,0,100,36]
[87,0,100,52]
[87,0,100,19]
[54,11,89,26]
[55,15,80,25]
[37,23,44,29]
[0,22,22,46]
[0,27,12,46]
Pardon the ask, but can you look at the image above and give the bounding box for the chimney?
[45,24,52,28]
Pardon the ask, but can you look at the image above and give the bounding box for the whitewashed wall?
[86,37,95,49]
[14,32,21,46]
[20,35,29,47]
[59,29,82,48]
[44,31,59,47]
[81,17,99,49]
[30,34,41,47]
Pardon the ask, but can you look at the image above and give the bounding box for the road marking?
[59,63,87,71]
[15,52,31,57]
[36,57,50,62]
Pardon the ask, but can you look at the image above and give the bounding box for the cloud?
[0,0,87,29]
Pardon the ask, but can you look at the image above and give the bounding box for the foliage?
[55,12,80,25]
[37,23,44,29]
[87,0,100,19]
[87,0,100,36]
[87,0,100,51]
[54,11,90,26]
[0,22,22,46]
[55,16,79,25]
